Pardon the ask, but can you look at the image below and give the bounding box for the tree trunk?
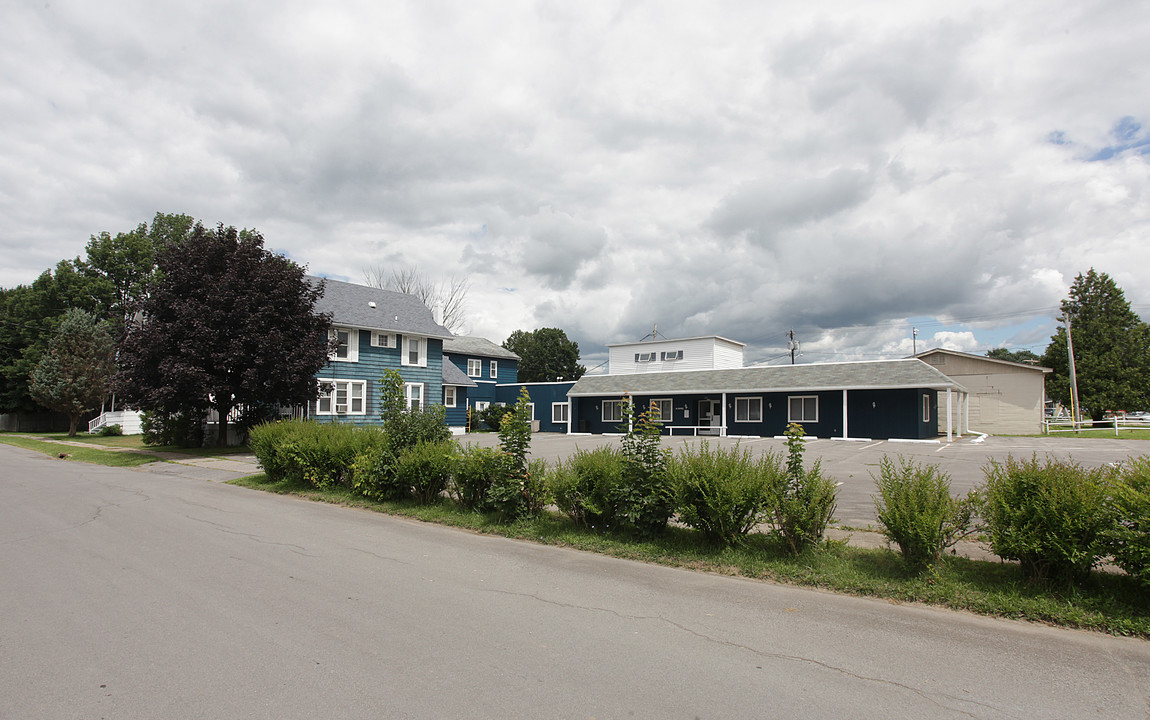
[217,403,230,447]
[68,414,79,437]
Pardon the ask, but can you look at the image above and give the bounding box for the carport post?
[842,389,848,439]
[946,388,953,441]
[720,392,727,437]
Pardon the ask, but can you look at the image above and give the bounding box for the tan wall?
[937,370,1046,435]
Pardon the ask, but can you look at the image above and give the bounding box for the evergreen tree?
[1041,269,1150,420]
[29,309,116,436]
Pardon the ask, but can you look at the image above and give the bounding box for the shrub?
[378,368,451,452]
[249,420,297,481]
[981,454,1113,583]
[481,390,547,521]
[873,456,978,571]
[97,423,123,437]
[480,404,514,431]
[250,420,382,489]
[396,441,458,504]
[1104,456,1150,587]
[141,409,204,448]
[769,423,838,554]
[349,437,404,501]
[613,400,674,537]
[670,441,782,547]
[452,444,508,511]
[549,446,626,527]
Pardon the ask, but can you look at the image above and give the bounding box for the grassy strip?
[1038,428,1150,440]
[231,473,1150,638]
[0,435,161,467]
[4,432,252,457]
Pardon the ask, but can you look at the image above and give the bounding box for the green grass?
[5,432,251,458]
[0,435,161,467]
[1039,428,1150,440]
[230,473,1150,637]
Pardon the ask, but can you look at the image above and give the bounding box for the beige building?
[914,349,1050,436]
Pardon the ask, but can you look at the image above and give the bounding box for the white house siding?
[920,351,1047,436]
[608,336,745,374]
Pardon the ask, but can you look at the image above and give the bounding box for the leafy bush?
[97,423,123,437]
[141,409,204,448]
[396,441,458,503]
[349,437,404,501]
[481,389,548,521]
[873,456,978,571]
[769,423,838,554]
[378,368,451,452]
[670,441,782,547]
[613,400,674,537]
[250,419,382,489]
[249,420,296,481]
[1104,456,1150,587]
[981,454,1113,583]
[479,404,514,431]
[452,444,509,511]
[549,446,626,527]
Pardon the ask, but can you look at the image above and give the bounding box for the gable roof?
[308,276,452,339]
[442,361,478,387]
[567,359,965,397]
[913,348,1052,373]
[442,336,520,361]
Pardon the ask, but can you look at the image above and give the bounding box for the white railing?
[666,425,726,436]
[1044,417,1150,436]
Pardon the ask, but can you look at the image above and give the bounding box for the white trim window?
[922,395,931,422]
[474,401,490,413]
[401,335,427,367]
[467,358,482,377]
[552,402,569,424]
[444,386,457,408]
[602,399,626,423]
[316,379,366,415]
[660,350,683,361]
[405,382,424,411]
[489,360,498,378]
[634,352,656,362]
[650,398,673,422]
[788,395,818,423]
[370,332,394,348]
[735,397,762,422]
[328,328,358,362]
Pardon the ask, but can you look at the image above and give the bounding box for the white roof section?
[607,334,746,348]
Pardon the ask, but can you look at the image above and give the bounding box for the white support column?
[964,392,970,435]
[946,388,953,441]
[720,393,727,437]
[842,389,849,439]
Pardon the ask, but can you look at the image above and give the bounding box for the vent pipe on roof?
[369,301,376,308]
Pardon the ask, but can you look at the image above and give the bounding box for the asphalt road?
[460,432,1150,528]
[1,442,1148,719]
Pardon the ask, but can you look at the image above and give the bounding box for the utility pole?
[787,329,799,365]
[912,327,918,354]
[1065,314,1082,427]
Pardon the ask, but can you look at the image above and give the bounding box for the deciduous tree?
[1041,268,1150,420]
[502,327,586,383]
[115,223,332,445]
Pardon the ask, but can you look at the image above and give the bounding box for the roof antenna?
[640,323,659,342]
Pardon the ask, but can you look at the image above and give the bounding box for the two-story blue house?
[441,336,520,431]
[307,277,454,425]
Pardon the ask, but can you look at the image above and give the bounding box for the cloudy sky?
[3,1,1148,371]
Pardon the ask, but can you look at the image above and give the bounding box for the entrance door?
[698,399,721,435]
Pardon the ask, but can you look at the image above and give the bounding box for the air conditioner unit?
[335,404,348,414]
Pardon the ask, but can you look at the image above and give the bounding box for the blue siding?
[570,388,939,440]
[496,382,575,433]
[312,332,443,427]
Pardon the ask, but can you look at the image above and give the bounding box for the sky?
[3,1,1148,372]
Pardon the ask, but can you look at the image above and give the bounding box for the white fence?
[1044,416,1150,436]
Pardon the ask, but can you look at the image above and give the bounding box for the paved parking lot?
[457,432,1150,528]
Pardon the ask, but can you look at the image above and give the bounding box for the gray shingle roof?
[442,336,520,361]
[442,361,477,387]
[308,276,452,338]
[567,359,966,396]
